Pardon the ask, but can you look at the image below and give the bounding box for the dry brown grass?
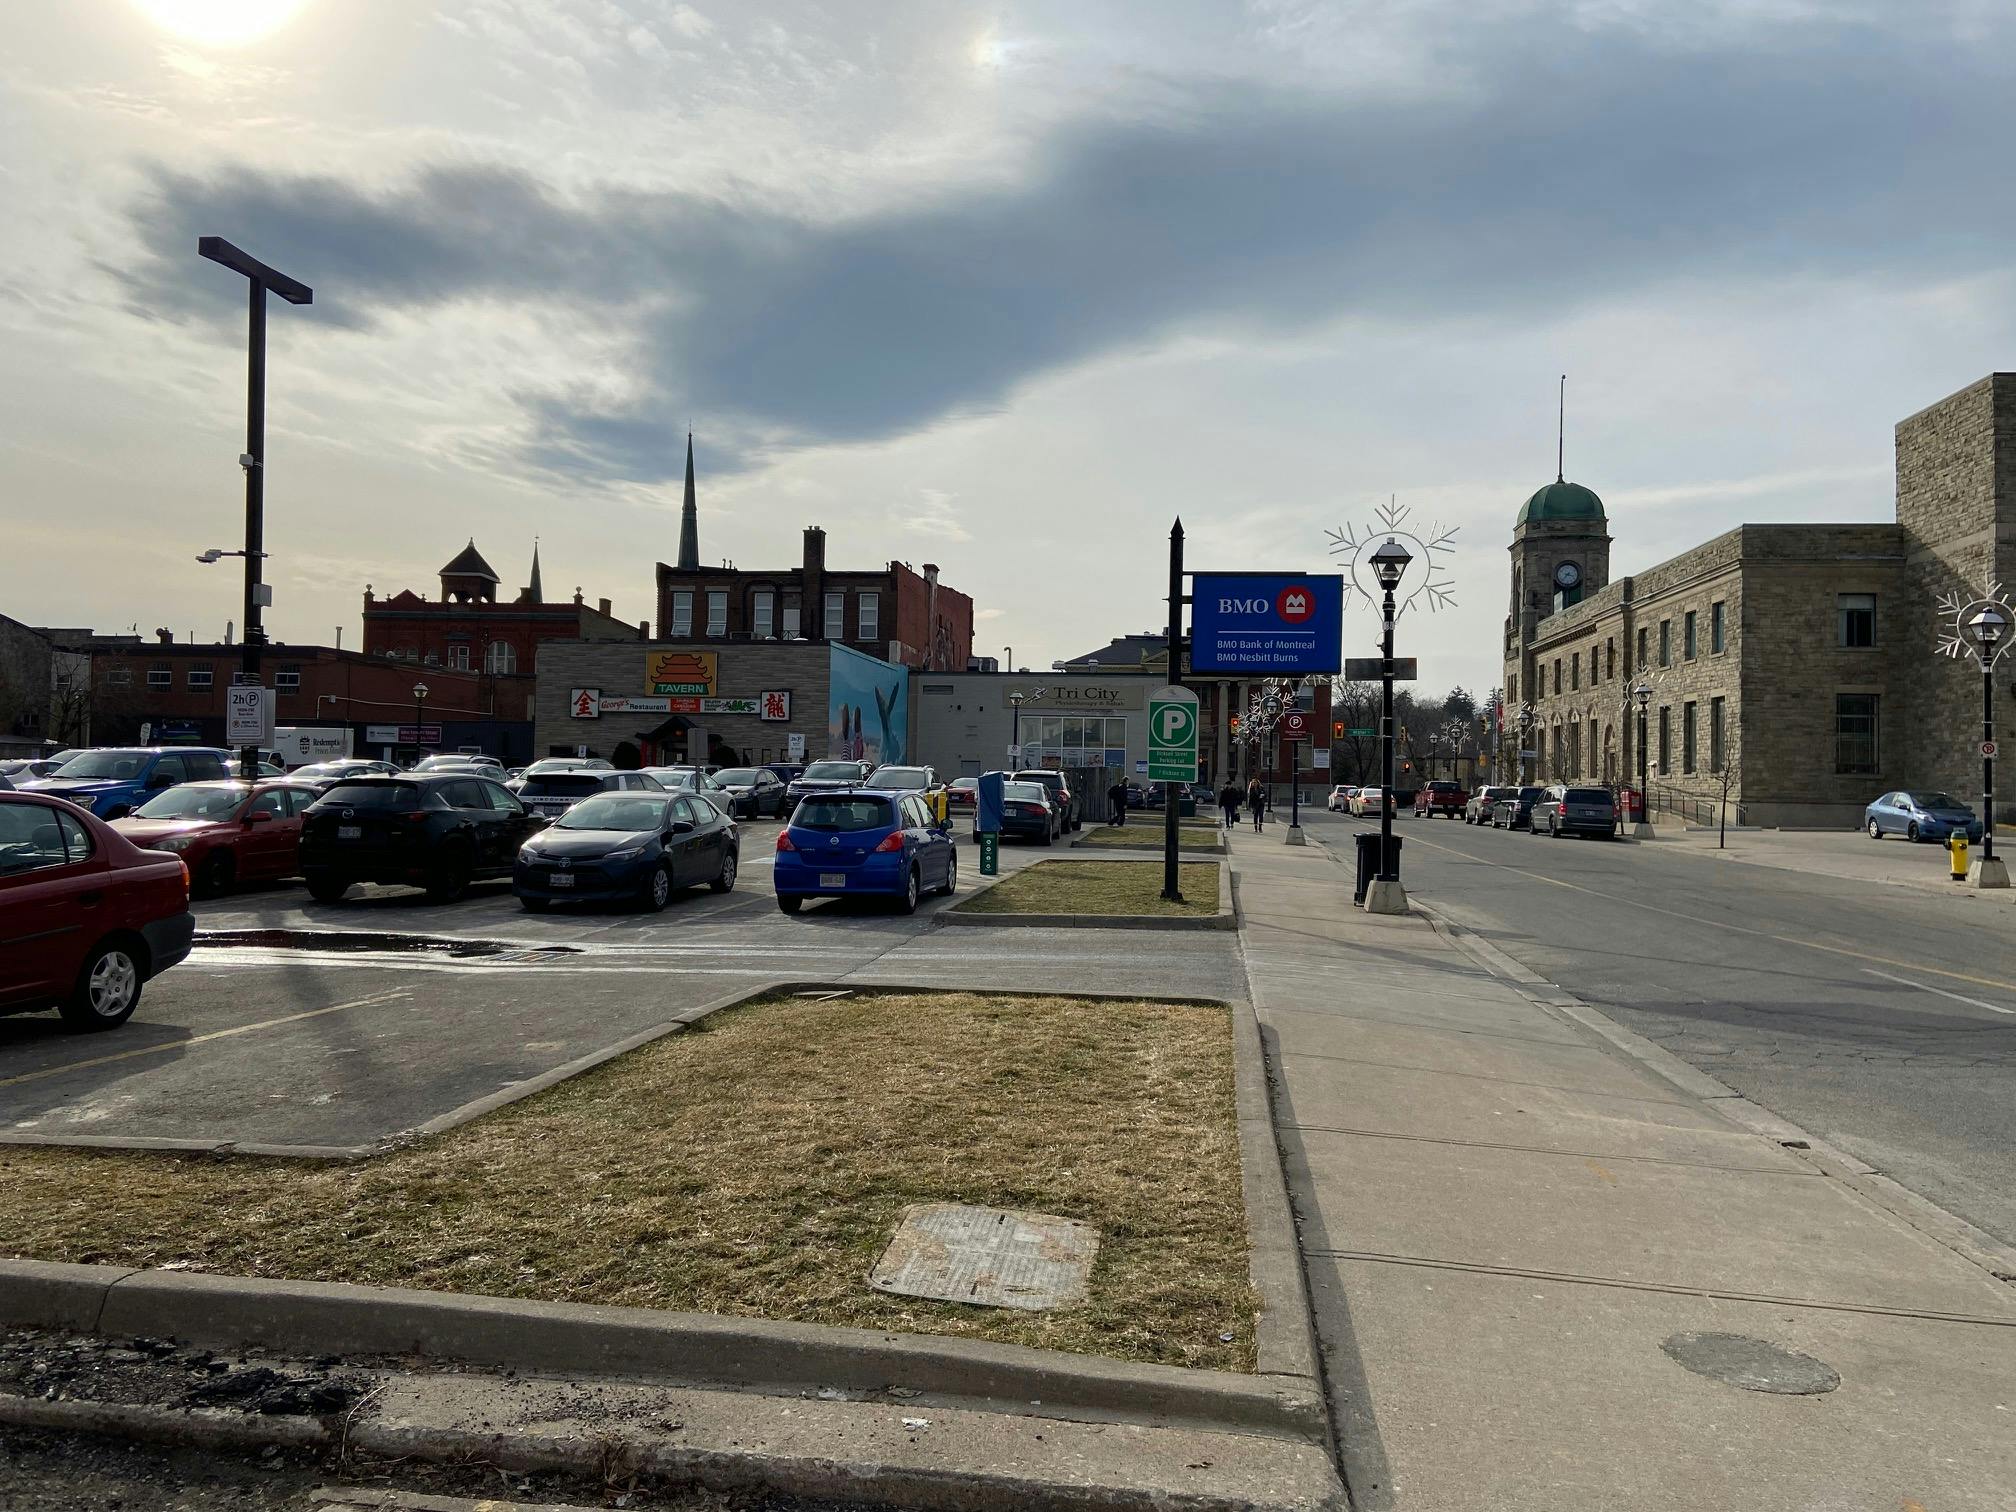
[1073,824,1223,851]
[956,860,1222,916]
[0,991,1253,1371]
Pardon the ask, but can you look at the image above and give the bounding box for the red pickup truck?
[1414,780,1467,819]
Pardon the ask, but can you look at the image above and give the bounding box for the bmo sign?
[1190,572,1345,676]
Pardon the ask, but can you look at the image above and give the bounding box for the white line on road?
[1861,967,2015,1015]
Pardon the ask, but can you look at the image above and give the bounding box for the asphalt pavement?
[0,819,1245,1155]
[1303,807,2016,1248]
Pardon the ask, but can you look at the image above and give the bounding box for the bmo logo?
[1276,584,1316,624]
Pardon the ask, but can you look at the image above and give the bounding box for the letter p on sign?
[1147,685,1199,783]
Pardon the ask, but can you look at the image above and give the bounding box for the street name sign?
[1147,685,1200,782]
[1346,726,1376,737]
[1190,573,1344,675]
[1344,657,1418,681]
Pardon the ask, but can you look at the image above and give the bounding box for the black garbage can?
[1353,831,1403,904]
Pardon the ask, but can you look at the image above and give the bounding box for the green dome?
[1516,479,1606,526]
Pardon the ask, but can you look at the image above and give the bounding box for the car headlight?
[149,834,199,852]
[606,842,651,861]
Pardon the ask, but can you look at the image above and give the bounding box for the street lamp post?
[1365,538,1412,913]
[1518,706,1534,787]
[1631,682,1654,840]
[1966,605,2010,887]
[198,238,311,782]
[412,682,430,764]
[1003,646,1013,674]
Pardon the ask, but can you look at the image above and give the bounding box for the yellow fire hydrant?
[1949,832,1970,881]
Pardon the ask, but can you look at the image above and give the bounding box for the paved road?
[1303,809,2016,1249]
[1,820,1242,1154]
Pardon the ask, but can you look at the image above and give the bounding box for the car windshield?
[526,759,597,774]
[950,778,977,790]
[132,785,249,820]
[1004,783,1047,801]
[319,781,428,809]
[1907,792,1965,810]
[52,750,151,780]
[646,769,698,788]
[295,763,359,779]
[793,796,894,832]
[803,761,863,780]
[713,768,759,785]
[1564,788,1612,804]
[557,795,669,832]
[520,774,607,797]
[1517,787,1544,800]
[866,767,930,789]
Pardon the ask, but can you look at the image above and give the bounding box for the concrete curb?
[944,858,1236,931]
[0,1262,1327,1446]
[1411,900,2016,1291]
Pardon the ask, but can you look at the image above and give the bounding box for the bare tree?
[1714,734,1741,849]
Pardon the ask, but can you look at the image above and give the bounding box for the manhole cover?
[869,1203,1098,1311]
[1661,1332,1840,1395]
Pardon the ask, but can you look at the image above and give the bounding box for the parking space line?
[0,988,413,1090]
[1862,967,2015,1015]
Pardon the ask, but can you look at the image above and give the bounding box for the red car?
[945,776,979,812]
[0,791,194,1030]
[1414,780,1467,819]
[112,779,321,896]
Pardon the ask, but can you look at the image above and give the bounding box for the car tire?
[895,866,921,915]
[777,895,804,914]
[642,862,674,912]
[520,896,551,913]
[936,849,959,897]
[1906,822,1919,843]
[60,938,143,1031]
[196,852,235,898]
[1867,819,1881,839]
[1040,828,1052,846]
[710,849,738,893]
[425,848,472,903]
[306,873,351,903]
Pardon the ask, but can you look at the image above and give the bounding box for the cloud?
[117,9,2016,486]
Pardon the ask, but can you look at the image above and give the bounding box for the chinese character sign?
[570,688,602,720]
[762,690,791,722]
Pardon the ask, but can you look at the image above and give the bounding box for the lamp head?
[1966,604,2010,657]
[1369,537,1412,591]
[1632,681,1652,708]
[413,682,430,700]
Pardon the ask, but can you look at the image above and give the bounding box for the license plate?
[337,825,362,840]
[549,873,574,888]
[820,872,846,888]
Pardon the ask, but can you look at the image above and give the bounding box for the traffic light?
[1332,721,1345,739]
[1229,715,1241,733]
[1402,760,1412,772]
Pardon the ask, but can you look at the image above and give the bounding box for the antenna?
[1557,374,1566,483]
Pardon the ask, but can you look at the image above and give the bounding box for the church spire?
[676,431,700,570]
[527,537,543,604]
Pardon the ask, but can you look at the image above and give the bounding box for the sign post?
[1158,521,1191,901]
[1278,708,1312,844]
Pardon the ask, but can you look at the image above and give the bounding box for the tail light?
[178,859,191,900]
[400,811,431,823]
[874,832,906,852]
[776,831,796,851]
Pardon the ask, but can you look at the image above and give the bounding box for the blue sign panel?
[1190,573,1345,675]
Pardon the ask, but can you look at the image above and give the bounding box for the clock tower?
[1504,477,1611,702]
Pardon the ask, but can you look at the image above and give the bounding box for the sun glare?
[130,0,312,48]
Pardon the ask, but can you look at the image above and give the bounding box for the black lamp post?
[1370,538,1412,894]
[412,681,429,764]
[1966,605,2009,882]
[198,237,311,782]
[1632,681,1653,838]
[1518,705,1534,787]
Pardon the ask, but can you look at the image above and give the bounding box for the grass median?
[956,859,1221,917]
[1074,824,1223,852]
[0,990,1253,1371]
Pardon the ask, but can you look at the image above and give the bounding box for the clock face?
[1554,561,1582,589]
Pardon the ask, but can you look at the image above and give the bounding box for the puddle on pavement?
[193,929,584,960]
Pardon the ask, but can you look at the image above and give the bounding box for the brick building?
[651,436,974,671]
[362,540,642,674]
[1504,372,2016,826]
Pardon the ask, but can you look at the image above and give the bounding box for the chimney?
[155,627,173,645]
[598,597,612,618]
[922,565,940,670]
[802,527,826,639]
[638,619,650,641]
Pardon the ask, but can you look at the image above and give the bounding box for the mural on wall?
[828,645,907,764]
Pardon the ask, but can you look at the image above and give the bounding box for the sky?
[5,0,2016,698]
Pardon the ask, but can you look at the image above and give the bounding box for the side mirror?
[671,819,696,835]
[243,810,273,825]
[148,773,176,789]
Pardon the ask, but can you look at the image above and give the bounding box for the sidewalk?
[1229,829,2016,1510]
[1650,821,2016,905]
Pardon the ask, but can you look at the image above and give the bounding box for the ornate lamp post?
[1518,705,1534,787]
[411,681,430,765]
[1006,687,1044,769]
[1966,605,2010,887]
[1365,538,1412,913]
[1631,681,1653,839]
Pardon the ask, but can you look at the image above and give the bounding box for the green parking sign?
[1148,685,1199,783]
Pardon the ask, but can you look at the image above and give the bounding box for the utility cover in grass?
[871,1202,1099,1310]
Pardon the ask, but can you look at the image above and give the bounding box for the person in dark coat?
[1218,780,1241,830]
[1106,777,1129,826]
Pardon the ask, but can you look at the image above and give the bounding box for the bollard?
[1949,832,1970,881]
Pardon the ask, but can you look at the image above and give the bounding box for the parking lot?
[0,818,1247,1156]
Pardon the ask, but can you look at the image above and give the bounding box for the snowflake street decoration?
[1936,582,2016,667]
[1326,498,1459,617]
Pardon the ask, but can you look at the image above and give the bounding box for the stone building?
[1503,373,2016,827]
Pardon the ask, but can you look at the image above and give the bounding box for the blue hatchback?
[1865,790,1983,843]
[774,790,956,915]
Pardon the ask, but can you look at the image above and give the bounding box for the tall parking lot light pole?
[412,682,429,762]
[1966,605,2010,887]
[198,238,311,782]
[1632,681,1654,840]
[1365,538,1412,913]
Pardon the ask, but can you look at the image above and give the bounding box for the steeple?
[526,537,543,604]
[676,432,699,570]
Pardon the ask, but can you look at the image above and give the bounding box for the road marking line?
[1861,967,2016,1015]
[0,989,414,1090]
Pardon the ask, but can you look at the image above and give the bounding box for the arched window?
[485,640,516,674]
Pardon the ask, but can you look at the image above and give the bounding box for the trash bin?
[1353,832,1403,903]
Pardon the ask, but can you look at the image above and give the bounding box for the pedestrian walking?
[1247,777,1266,832]
[1107,777,1129,827]
[1218,780,1241,831]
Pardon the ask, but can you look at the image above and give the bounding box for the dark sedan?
[1490,785,1546,830]
[514,791,738,912]
[299,774,544,903]
[998,780,1061,843]
[710,766,789,819]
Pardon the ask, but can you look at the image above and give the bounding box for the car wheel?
[777,895,804,914]
[1906,822,1919,843]
[710,849,738,893]
[895,866,921,915]
[642,862,674,912]
[936,848,959,897]
[520,896,551,913]
[1867,819,1881,839]
[306,873,351,904]
[196,851,235,898]
[425,849,472,903]
[60,938,143,1031]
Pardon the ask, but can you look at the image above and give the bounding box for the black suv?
[1011,770,1081,831]
[300,774,544,902]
